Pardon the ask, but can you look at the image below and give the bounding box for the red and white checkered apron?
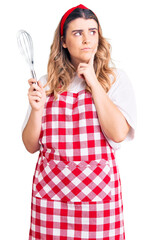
[29,89,125,239]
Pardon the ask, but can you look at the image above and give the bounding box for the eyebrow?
[72,28,98,33]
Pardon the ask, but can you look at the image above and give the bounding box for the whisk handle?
[31,68,37,81]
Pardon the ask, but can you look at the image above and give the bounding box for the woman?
[22,4,137,239]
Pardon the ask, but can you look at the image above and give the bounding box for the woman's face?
[62,18,99,69]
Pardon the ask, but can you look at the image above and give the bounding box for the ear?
[61,36,67,48]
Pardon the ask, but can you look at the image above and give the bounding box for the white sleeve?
[21,75,47,132]
[105,69,137,150]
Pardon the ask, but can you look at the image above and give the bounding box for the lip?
[81,48,91,51]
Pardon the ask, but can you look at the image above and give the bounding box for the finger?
[78,73,85,79]
[37,81,46,97]
[29,95,42,102]
[29,91,42,98]
[88,47,97,65]
[78,63,88,68]
[77,64,88,75]
[28,78,37,85]
[77,69,86,79]
[29,82,41,92]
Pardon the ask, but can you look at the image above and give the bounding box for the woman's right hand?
[28,78,46,111]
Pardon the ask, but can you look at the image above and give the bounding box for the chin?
[79,56,91,63]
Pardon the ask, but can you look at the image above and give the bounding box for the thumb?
[37,80,43,89]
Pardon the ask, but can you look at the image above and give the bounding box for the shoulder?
[108,68,133,96]
[113,68,131,86]
[39,74,47,85]
[38,74,50,91]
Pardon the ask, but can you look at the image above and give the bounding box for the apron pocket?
[34,159,112,203]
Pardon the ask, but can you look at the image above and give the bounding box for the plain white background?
[0,0,154,239]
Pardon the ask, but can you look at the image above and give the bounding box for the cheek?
[94,36,99,46]
[67,41,74,49]
[67,40,78,55]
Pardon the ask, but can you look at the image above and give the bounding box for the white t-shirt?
[22,68,137,150]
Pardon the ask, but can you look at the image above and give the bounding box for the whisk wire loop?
[17,30,37,80]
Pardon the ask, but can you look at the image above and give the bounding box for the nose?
[82,33,90,44]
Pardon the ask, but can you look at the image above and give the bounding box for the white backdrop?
[0,0,154,239]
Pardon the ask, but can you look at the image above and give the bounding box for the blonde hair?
[45,13,116,100]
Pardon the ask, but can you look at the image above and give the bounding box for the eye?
[74,31,82,36]
[90,30,96,35]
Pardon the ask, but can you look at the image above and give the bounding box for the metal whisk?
[17,30,37,80]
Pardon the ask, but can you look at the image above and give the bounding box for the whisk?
[17,30,37,80]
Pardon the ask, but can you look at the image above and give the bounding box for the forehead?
[67,18,98,31]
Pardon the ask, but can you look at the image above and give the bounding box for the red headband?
[60,4,89,36]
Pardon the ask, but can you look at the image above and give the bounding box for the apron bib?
[32,89,115,203]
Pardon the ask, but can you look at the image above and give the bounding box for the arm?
[22,79,46,153]
[77,50,130,143]
[90,80,130,143]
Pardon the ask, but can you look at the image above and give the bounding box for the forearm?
[22,108,43,153]
[91,81,130,143]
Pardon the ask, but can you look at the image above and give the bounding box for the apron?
[29,89,125,239]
